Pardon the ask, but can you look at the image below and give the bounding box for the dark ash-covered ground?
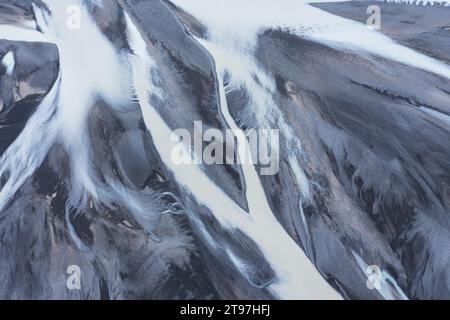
[1,0,450,300]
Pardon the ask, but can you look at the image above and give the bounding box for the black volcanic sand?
[253,4,450,298]
[2,0,450,300]
[0,0,271,300]
[312,1,450,63]
[0,41,59,155]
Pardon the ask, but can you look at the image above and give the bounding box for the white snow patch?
[2,51,15,76]
[170,0,450,79]
[0,0,130,212]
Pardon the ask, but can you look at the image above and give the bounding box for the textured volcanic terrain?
[0,0,450,300]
